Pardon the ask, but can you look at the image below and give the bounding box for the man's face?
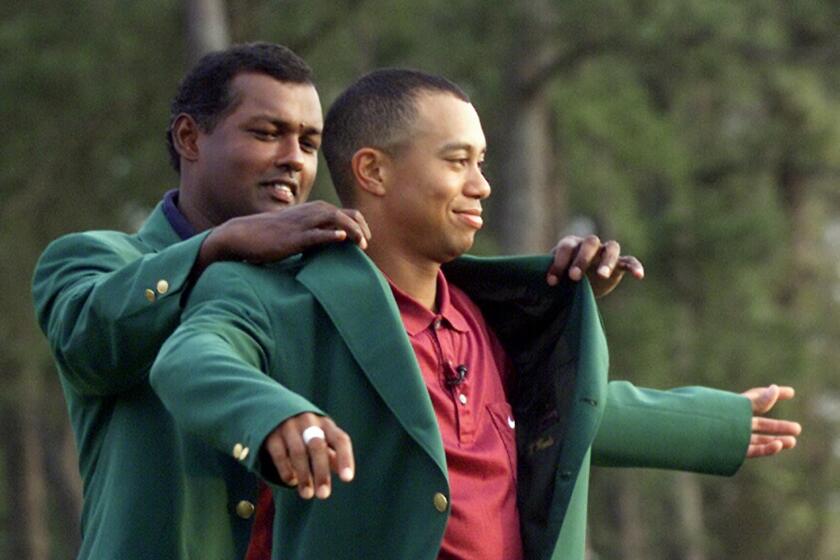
[381,92,490,263]
[193,73,323,225]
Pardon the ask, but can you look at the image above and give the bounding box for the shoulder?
[39,229,147,264]
[190,258,307,307]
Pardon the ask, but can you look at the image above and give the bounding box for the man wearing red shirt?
[152,68,801,560]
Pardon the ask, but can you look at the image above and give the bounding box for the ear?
[351,148,389,197]
[171,114,202,164]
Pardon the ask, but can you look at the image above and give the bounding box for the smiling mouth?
[454,210,483,229]
[263,182,297,204]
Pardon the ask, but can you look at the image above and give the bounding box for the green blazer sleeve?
[592,381,753,475]
[150,261,324,482]
[32,229,209,396]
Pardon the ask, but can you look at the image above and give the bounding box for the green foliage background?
[1,1,838,558]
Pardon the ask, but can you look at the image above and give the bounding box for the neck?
[176,179,217,232]
[365,241,440,311]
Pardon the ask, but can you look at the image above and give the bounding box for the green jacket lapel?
[296,244,448,481]
[445,255,610,559]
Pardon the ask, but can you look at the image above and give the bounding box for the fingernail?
[316,485,331,499]
[287,476,298,487]
[546,274,558,286]
[598,266,610,278]
[301,485,314,499]
[340,467,354,481]
[569,268,581,281]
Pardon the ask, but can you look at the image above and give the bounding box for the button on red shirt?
[246,272,523,560]
[390,272,523,560]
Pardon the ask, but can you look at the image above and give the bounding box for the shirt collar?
[161,189,198,240]
[388,270,470,336]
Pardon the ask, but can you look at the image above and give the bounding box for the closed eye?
[301,138,321,153]
[250,129,277,140]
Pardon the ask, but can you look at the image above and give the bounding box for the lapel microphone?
[445,363,469,387]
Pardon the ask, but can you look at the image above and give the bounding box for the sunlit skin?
[174,72,324,231]
[356,92,490,309]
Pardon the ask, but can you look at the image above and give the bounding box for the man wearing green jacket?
[32,45,638,559]
[150,69,800,559]
[30,43,376,559]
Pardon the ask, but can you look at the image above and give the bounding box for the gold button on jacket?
[144,289,156,302]
[156,279,170,294]
[235,500,255,519]
[433,492,448,513]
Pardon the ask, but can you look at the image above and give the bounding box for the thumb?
[751,384,779,415]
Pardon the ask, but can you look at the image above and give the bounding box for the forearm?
[591,381,752,476]
[151,326,321,480]
[149,262,323,482]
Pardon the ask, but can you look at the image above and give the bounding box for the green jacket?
[32,204,256,559]
[150,243,752,560]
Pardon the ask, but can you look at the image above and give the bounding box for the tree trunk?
[673,472,707,560]
[615,473,648,560]
[494,0,564,254]
[2,367,50,560]
[496,89,558,253]
[185,0,231,64]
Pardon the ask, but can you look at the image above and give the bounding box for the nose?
[467,165,491,200]
[274,137,304,173]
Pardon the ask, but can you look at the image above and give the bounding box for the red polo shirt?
[246,272,523,560]
[390,272,522,560]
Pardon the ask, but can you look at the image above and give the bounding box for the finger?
[295,228,350,252]
[323,420,354,482]
[616,256,645,279]
[282,424,315,499]
[306,431,332,499]
[595,241,620,278]
[264,432,298,487]
[750,434,798,449]
[752,417,802,436]
[329,209,368,249]
[547,236,582,285]
[569,236,603,281]
[745,385,779,414]
[746,439,784,459]
[776,386,795,401]
[342,209,372,242]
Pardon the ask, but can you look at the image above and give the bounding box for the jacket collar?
[136,201,189,251]
[295,243,449,481]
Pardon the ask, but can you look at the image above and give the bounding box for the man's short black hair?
[167,42,313,172]
[322,68,470,204]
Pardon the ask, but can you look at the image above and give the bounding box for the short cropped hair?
[167,42,313,172]
[322,68,469,204]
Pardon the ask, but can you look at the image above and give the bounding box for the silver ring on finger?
[302,425,326,445]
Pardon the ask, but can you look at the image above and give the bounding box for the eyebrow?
[438,142,486,156]
[246,114,322,135]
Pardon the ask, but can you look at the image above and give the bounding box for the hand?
[196,201,371,272]
[262,412,355,500]
[546,235,644,298]
[741,385,802,459]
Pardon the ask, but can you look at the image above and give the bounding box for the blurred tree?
[3,0,838,557]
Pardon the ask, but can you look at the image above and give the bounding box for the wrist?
[195,227,229,275]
